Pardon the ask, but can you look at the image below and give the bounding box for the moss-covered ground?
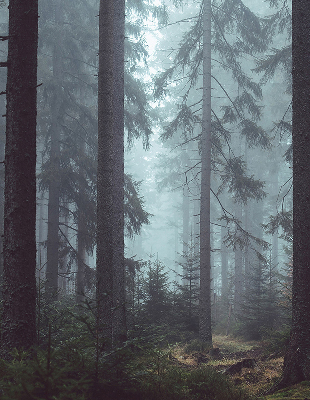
[168,335,310,400]
[1,332,309,399]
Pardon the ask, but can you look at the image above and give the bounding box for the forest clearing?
[159,335,310,400]
[168,335,310,400]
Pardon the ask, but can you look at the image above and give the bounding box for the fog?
[0,0,292,344]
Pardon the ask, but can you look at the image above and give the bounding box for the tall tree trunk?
[193,191,200,288]
[234,203,243,316]
[76,219,86,303]
[37,192,47,283]
[58,199,69,295]
[271,160,279,272]
[76,144,86,304]
[45,3,62,299]
[182,182,190,284]
[221,223,228,297]
[1,0,38,352]
[111,0,126,345]
[193,190,200,256]
[97,0,114,345]
[251,198,264,333]
[174,210,180,282]
[182,183,190,257]
[199,0,212,344]
[210,228,214,301]
[243,200,251,295]
[0,95,5,297]
[271,0,310,390]
[243,144,251,295]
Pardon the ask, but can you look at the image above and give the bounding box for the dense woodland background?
[1,0,309,399]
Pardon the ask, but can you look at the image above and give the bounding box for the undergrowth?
[0,347,251,400]
[0,298,251,400]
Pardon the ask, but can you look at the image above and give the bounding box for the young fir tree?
[1,0,38,352]
[238,256,279,340]
[175,243,200,332]
[142,259,172,325]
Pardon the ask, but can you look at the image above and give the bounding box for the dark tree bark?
[1,0,38,352]
[97,0,127,346]
[270,0,310,390]
[0,94,5,297]
[45,3,63,299]
[96,0,114,345]
[112,0,127,345]
[199,0,212,344]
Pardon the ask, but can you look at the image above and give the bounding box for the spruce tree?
[38,0,151,304]
[199,0,212,344]
[1,0,38,352]
[112,0,127,344]
[154,0,269,343]
[97,0,114,344]
[271,0,310,390]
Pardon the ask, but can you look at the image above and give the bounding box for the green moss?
[260,381,310,400]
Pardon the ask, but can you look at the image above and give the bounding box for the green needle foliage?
[0,301,251,400]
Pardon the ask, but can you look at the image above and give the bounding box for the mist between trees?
[1,0,309,398]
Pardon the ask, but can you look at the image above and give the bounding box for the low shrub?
[262,326,291,356]
[183,339,212,353]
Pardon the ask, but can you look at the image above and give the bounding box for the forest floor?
[168,335,310,400]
